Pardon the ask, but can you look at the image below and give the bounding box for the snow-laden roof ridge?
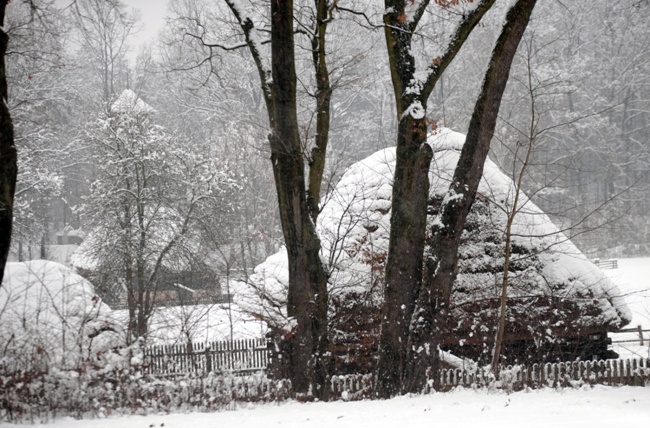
[111,89,154,115]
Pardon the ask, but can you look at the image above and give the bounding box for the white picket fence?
[434,358,650,391]
[328,358,650,397]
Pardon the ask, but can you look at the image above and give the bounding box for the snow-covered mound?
[247,129,630,349]
[110,299,267,346]
[0,260,120,370]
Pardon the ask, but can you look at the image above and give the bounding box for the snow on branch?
[224,0,273,92]
[419,0,496,100]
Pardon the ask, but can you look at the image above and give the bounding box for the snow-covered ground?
[2,259,649,428]
[605,258,650,359]
[605,258,650,326]
[1,385,648,428]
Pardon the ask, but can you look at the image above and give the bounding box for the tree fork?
[404,0,538,393]
[376,0,496,398]
[307,0,332,223]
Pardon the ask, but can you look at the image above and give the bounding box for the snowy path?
[2,385,648,428]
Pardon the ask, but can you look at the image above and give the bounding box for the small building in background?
[56,225,85,245]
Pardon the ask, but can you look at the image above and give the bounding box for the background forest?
[8,0,650,276]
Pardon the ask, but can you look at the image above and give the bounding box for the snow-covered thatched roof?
[244,129,631,336]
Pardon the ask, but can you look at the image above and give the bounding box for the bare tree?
[4,0,69,262]
[489,26,643,376]
[175,0,337,398]
[71,0,138,110]
[409,0,537,393]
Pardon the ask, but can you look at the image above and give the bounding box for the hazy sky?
[122,0,168,45]
[56,0,168,47]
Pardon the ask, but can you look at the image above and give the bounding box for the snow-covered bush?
[0,260,122,373]
[0,369,290,423]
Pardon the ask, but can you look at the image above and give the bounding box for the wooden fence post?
[639,325,645,346]
[205,344,212,373]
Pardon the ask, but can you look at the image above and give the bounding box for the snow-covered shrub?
[0,368,291,423]
[0,260,122,373]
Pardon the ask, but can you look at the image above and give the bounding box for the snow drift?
[0,260,120,370]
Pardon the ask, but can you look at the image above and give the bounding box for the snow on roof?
[111,89,154,115]
[247,128,631,330]
[55,225,84,237]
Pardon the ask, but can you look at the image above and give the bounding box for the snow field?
[2,385,648,428]
[606,258,650,359]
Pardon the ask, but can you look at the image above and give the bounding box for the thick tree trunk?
[225,0,330,398]
[374,0,433,398]
[404,0,538,393]
[376,0,496,398]
[375,113,432,398]
[0,2,17,285]
[270,0,329,399]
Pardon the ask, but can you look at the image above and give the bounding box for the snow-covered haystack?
[0,260,120,371]
[247,129,631,368]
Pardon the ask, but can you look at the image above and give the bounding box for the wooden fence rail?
[592,259,618,269]
[141,339,649,394]
[612,325,649,346]
[142,338,269,376]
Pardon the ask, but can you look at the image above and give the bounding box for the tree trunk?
[307,0,332,223]
[376,0,496,398]
[224,0,331,398]
[374,0,435,398]
[404,0,538,393]
[375,113,432,398]
[0,1,17,285]
[492,43,537,379]
[269,0,329,400]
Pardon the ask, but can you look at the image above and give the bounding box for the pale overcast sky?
[123,0,168,45]
[55,0,168,47]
